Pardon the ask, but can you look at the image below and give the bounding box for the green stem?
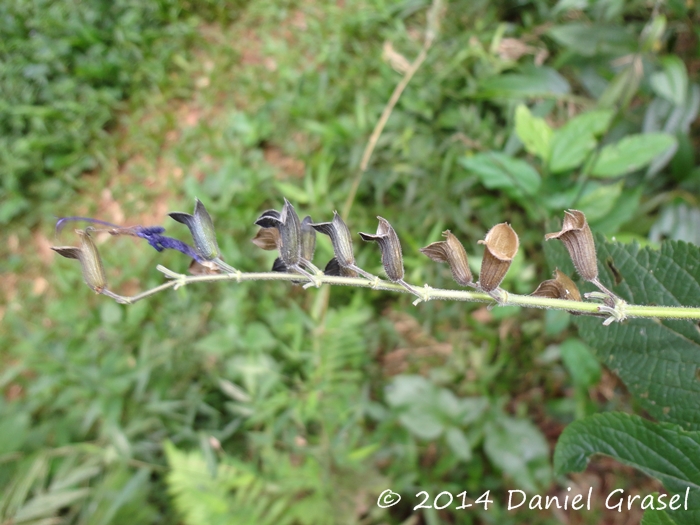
[101,266,700,323]
[625,304,700,320]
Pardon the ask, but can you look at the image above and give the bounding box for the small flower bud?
[169,198,222,261]
[310,212,356,268]
[531,269,581,301]
[545,210,598,282]
[420,230,473,286]
[477,223,519,292]
[359,217,405,282]
[51,228,108,293]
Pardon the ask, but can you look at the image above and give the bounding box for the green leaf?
[445,427,472,461]
[546,237,700,429]
[651,56,688,107]
[576,181,624,222]
[554,413,699,525]
[642,508,680,525]
[591,133,677,178]
[460,151,541,198]
[484,415,551,492]
[588,185,643,234]
[560,338,601,388]
[13,488,91,522]
[477,66,570,99]
[547,23,636,57]
[385,376,487,440]
[514,104,552,161]
[549,110,614,173]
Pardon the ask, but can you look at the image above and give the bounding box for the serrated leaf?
[546,236,700,429]
[514,104,552,161]
[554,413,698,525]
[591,133,677,177]
[459,151,541,198]
[549,110,614,173]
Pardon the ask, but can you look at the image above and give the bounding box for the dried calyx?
[50,228,122,302]
[169,198,237,273]
[52,196,634,326]
[359,217,420,297]
[545,210,618,299]
[310,212,376,280]
[477,223,519,299]
[52,228,107,293]
[531,269,581,302]
[254,199,321,284]
[420,230,474,287]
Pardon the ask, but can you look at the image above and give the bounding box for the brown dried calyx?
[360,217,421,297]
[531,269,581,302]
[545,209,618,299]
[311,211,375,280]
[420,230,474,287]
[253,200,320,284]
[51,228,108,294]
[544,210,597,282]
[477,223,519,294]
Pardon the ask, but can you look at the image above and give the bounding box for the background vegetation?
[2,0,700,524]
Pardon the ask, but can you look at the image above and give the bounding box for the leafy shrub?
[0,0,245,223]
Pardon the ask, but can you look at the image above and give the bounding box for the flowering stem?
[98,266,700,323]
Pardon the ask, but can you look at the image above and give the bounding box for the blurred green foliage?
[0,0,245,223]
[3,0,700,523]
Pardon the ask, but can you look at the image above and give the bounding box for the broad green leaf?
[549,110,614,173]
[554,413,699,525]
[576,181,623,222]
[591,133,677,177]
[460,151,541,198]
[560,338,600,388]
[545,237,700,429]
[477,66,570,99]
[651,56,688,107]
[514,104,552,161]
[484,415,551,492]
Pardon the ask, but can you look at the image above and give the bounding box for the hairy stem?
[100,266,700,323]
